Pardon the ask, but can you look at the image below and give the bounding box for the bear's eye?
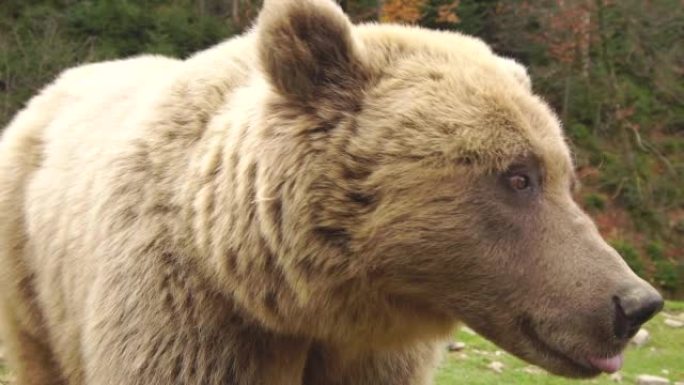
[507,174,531,191]
[499,157,541,197]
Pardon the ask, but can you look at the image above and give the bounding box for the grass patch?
[0,364,8,384]
[437,301,684,384]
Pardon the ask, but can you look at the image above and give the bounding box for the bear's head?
[251,0,663,377]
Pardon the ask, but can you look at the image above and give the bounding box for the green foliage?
[0,0,232,128]
[583,193,606,212]
[655,260,679,293]
[647,241,679,293]
[567,122,601,159]
[66,2,153,57]
[611,240,645,278]
[1,5,88,127]
[646,241,666,262]
[65,1,228,58]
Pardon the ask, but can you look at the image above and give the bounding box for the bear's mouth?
[519,316,602,377]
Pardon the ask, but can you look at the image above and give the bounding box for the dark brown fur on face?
[0,0,661,384]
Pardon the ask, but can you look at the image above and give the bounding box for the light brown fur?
[0,0,660,384]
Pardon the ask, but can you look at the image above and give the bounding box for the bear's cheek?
[365,208,531,310]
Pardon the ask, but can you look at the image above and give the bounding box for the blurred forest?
[0,0,682,297]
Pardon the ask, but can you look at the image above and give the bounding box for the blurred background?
[0,1,682,383]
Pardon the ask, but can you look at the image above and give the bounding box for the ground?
[0,302,681,384]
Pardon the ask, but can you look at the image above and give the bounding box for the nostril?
[613,291,664,340]
[629,295,664,325]
[613,296,631,339]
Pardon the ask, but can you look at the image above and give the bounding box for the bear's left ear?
[256,0,367,102]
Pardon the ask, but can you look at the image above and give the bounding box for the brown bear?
[0,0,663,384]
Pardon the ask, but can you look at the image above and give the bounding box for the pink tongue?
[589,354,624,373]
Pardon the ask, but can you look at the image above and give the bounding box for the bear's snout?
[612,284,663,340]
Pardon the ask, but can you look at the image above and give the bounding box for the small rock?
[636,374,670,385]
[664,318,684,328]
[487,361,505,374]
[447,341,466,352]
[663,312,684,321]
[461,326,476,335]
[610,372,623,382]
[473,349,489,356]
[522,366,543,375]
[494,350,503,356]
[661,369,670,375]
[673,382,684,385]
[631,329,650,347]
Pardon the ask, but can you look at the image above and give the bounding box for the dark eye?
[508,174,531,191]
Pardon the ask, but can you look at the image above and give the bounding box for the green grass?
[0,365,8,384]
[0,302,682,384]
[437,301,684,384]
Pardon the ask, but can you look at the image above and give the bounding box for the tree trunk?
[232,0,241,28]
[198,0,206,17]
[580,6,591,78]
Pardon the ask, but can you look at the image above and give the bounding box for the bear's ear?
[256,0,366,101]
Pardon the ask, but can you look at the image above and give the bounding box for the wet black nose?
[613,287,664,339]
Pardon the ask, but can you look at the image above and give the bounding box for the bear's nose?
[613,286,664,340]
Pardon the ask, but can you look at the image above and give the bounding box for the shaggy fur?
[0,0,661,384]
